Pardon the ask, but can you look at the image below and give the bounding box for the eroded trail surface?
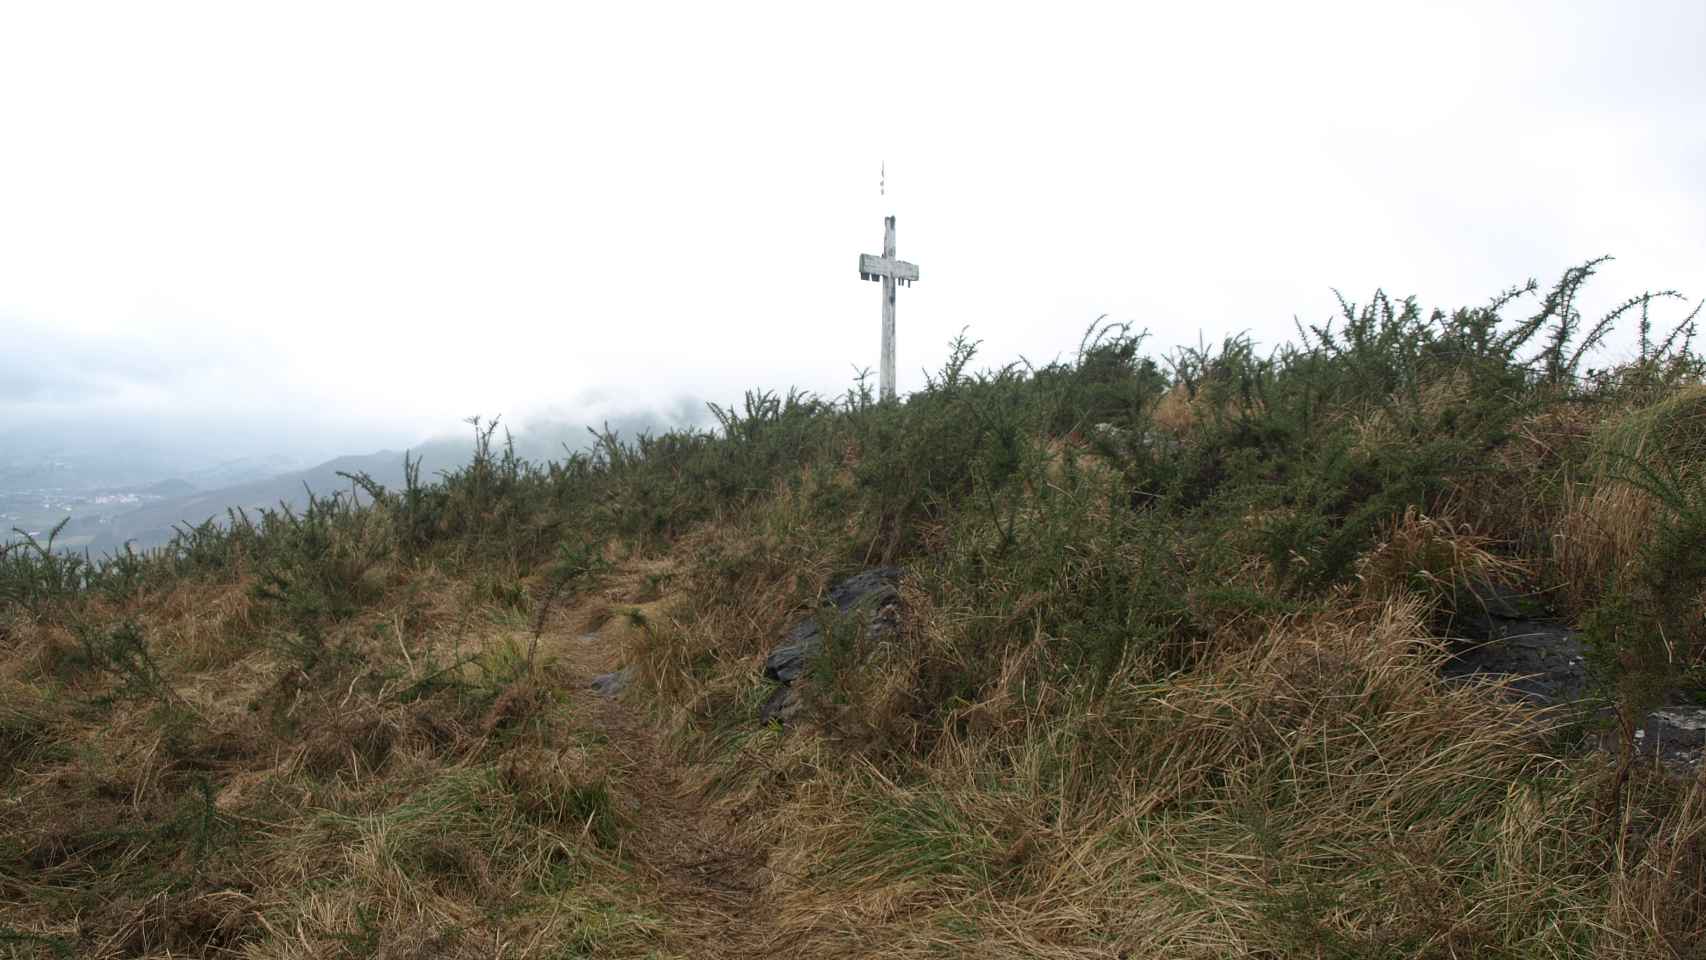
[544,562,779,959]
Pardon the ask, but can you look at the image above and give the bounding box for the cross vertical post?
[880,216,896,401]
[859,215,919,402]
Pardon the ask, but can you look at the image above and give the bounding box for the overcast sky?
[3,1,1703,464]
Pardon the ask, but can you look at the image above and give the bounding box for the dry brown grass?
[1553,383,1706,618]
[627,477,844,725]
[13,388,1706,957]
[1140,374,1274,443]
[1152,382,1202,436]
[636,576,1706,959]
[1605,773,1706,957]
[0,562,687,959]
[1038,436,1121,494]
[1345,370,1482,454]
[1555,474,1658,618]
[1357,505,1528,617]
[713,602,1442,954]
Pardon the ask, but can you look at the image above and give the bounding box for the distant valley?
[1,408,704,556]
[2,452,401,554]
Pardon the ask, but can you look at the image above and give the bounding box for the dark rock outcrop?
[763,567,903,685]
[1639,706,1706,775]
[1439,582,1706,775]
[1440,584,1590,706]
[757,684,803,726]
[759,567,903,725]
[1440,625,1590,706]
[1645,707,1706,749]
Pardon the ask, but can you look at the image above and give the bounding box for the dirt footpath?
[546,563,780,959]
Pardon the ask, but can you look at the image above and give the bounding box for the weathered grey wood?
[859,215,919,402]
[859,253,919,282]
[881,216,895,400]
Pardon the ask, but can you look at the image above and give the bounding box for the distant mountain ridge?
[178,454,310,490]
[80,439,471,554]
[77,409,706,554]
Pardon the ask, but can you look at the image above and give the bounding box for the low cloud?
[467,393,719,462]
[0,322,173,404]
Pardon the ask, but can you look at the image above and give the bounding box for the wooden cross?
[859,215,919,402]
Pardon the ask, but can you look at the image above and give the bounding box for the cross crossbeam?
[859,253,918,283]
[859,215,919,401]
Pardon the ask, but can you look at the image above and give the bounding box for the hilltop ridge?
[4,264,1706,957]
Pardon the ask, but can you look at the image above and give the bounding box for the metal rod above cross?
[859,215,919,402]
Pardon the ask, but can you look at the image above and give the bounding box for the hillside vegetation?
[5,260,1706,958]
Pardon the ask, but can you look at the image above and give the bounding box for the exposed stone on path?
[759,567,903,725]
[591,666,633,697]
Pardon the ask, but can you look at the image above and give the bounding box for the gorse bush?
[251,488,391,644]
[0,520,101,614]
[68,619,179,708]
[1581,455,1706,712]
[3,260,1699,705]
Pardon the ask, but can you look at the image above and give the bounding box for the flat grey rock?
[1440,624,1590,705]
[590,667,632,697]
[1439,582,1589,705]
[1646,707,1706,748]
[1451,579,1535,624]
